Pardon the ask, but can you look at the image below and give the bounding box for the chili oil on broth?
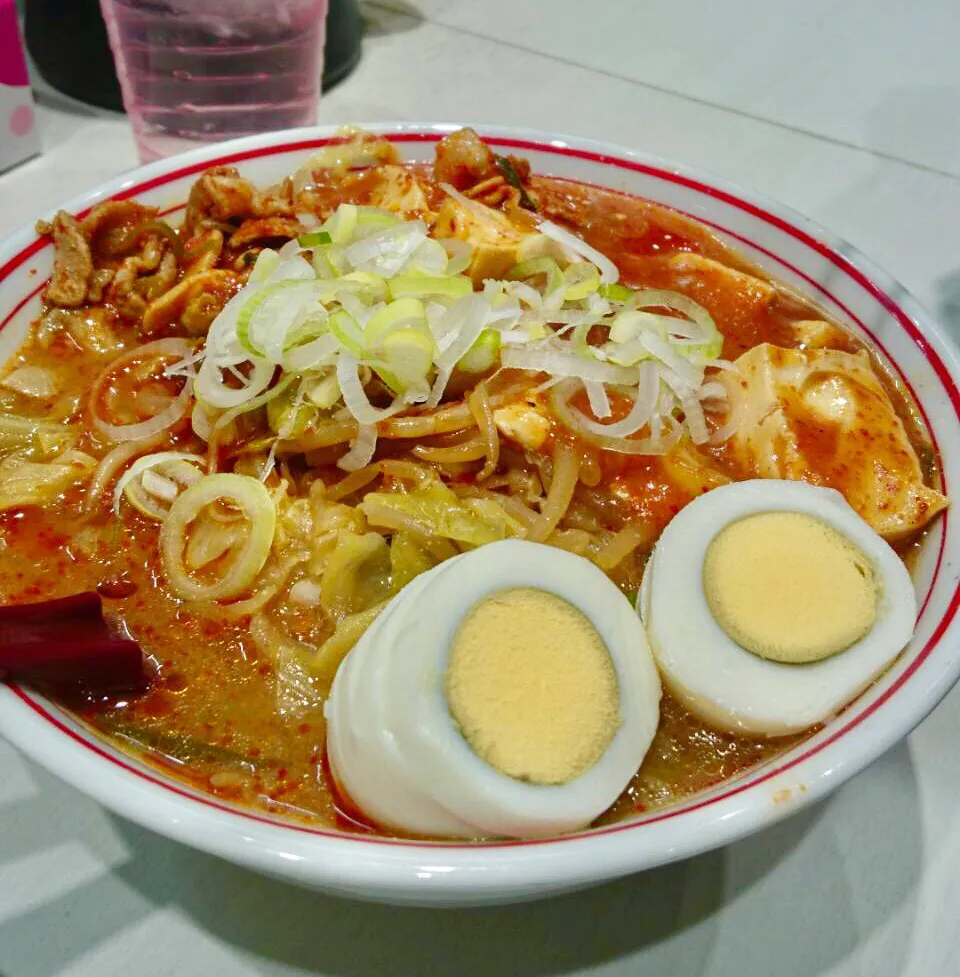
[0,144,939,839]
[0,491,799,834]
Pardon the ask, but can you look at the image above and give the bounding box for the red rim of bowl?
[1,129,958,853]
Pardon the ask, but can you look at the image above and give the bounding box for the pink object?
[0,0,38,172]
[0,0,30,86]
[98,0,329,163]
[9,103,34,138]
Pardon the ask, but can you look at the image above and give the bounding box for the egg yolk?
[445,588,621,786]
[703,511,878,664]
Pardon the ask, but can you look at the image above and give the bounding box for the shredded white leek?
[190,199,735,460]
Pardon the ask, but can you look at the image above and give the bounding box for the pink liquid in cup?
[99,0,329,162]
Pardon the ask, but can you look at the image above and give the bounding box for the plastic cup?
[99,0,329,163]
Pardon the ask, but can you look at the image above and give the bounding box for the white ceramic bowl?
[1,124,958,907]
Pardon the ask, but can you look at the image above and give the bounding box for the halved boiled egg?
[325,539,662,839]
[638,480,917,736]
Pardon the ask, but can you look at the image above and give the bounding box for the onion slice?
[112,451,205,516]
[338,424,378,471]
[564,370,658,441]
[88,338,194,443]
[501,343,636,385]
[195,353,275,410]
[538,220,619,284]
[336,354,404,426]
[549,377,680,456]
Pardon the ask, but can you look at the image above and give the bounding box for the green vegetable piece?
[93,716,273,770]
[387,275,473,301]
[599,283,634,302]
[389,532,436,591]
[360,481,510,547]
[298,230,333,247]
[328,309,366,356]
[509,256,564,295]
[564,262,601,301]
[364,297,426,344]
[458,328,501,374]
[495,155,537,211]
[267,385,316,436]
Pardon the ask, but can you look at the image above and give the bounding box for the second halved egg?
[638,479,917,736]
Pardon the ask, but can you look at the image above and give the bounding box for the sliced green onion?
[599,283,633,302]
[354,206,403,237]
[195,355,275,410]
[609,309,669,345]
[282,311,329,354]
[236,280,317,357]
[298,230,332,247]
[378,327,435,384]
[509,257,564,295]
[368,362,405,396]
[458,328,501,374]
[364,297,426,344]
[538,220,619,284]
[387,275,473,301]
[632,289,721,358]
[215,372,296,431]
[322,204,358,244]
[338,271,388,301]
[113,451,205,517]
[571,321,601,360]
[336,353,405,426]
[606,338,654,367]
[160,473,276,602]
[329,309,366,356]
[248,248,281,284]
[282,334,338,373]
[563,262,601,301]
[312,245,346,279]
[304,373,341,409]
[441,239,474,275]
[267,384,315,436]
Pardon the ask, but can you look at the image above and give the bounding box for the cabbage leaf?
[360,482,523,547]
[0,449,96,510]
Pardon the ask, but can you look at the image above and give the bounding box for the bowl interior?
[1,124,959,903]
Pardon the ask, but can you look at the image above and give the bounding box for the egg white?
[325,539,662,839]
[638,479,917,736]
[325,559,476,837]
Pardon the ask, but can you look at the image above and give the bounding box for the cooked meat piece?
[37,212,94,308]
[86,268,116,304]
[80,201,156,256]
[182,229,225,277]
[106,235,170,320]
[141,270,240,336]
[253,178,296,218]
[434,128,499,190]
[464,175,514,209]
[228,217,302,250]
[184,166,294,235]
[36,307,123,356]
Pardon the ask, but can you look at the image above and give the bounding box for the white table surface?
[2,2,960,974]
